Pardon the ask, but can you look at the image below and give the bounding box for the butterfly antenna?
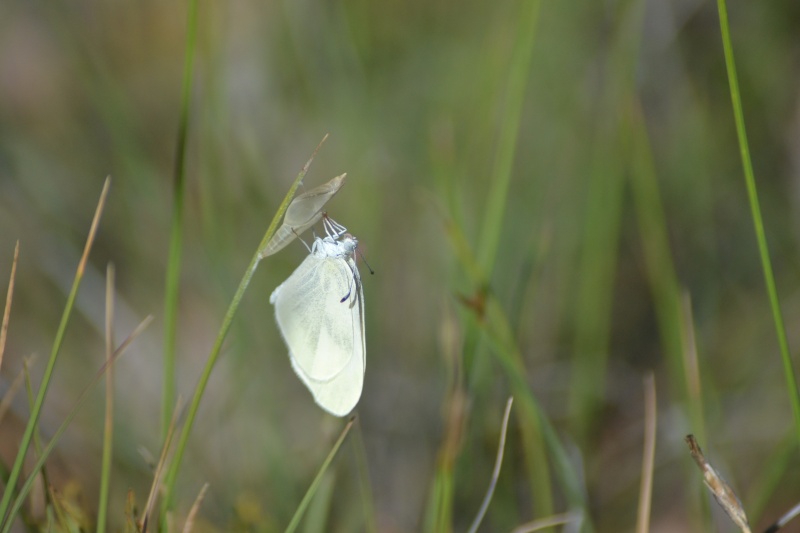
[358,249,375,275]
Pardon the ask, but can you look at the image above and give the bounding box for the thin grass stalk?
[466,397,513,533]
[284,418,354,533]
[678,292,707,446]
[161,138,328,518]
[716,0,800,443]
[181,484,209,533]
[22,359,55,527]
[0,315,152,533]
[477,0,540,273]
[635,374,656,533]
[143,397,183,533]
[627,100,689,401]
[162,0,199,442]
[436,474,454,533]
[569,0,646,441]
[677,297,712,528]
[97,264,116,533]
[0,241,19,373]
[422,470,453,533]
[301,472,335,533]
[765,500,800,533]
[351,421,378,533]
[0,178,110,528]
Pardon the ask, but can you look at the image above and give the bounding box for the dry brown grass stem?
[0,241,19,374]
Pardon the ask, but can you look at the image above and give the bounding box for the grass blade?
[477,0,540,273]
[181,483,209,533]
[284,417,354,533]
[143,396,183,533]
[22,358,54,524]
[569,0,646,441]
[0,177,110,528]
[716,0,800,444]
[161,136,329,518]
[162,0,200,441]
[466,397,513,533]
[635,374,656,533]
[0,241,19,374]
[97,264,116,533]
[765,500,800,532]
[352,420,378,533]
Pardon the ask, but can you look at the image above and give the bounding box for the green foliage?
[1,0,800,531]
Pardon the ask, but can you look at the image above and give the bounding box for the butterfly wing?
[290,257,365,416]
[271,251,364,416]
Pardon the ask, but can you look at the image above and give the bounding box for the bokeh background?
[2,0,800,531]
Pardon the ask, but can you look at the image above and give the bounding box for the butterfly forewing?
[273,257,354,381]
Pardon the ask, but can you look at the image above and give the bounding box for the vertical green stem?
[477,0,540,274]
[716,0,800,445]
[163,0,199,440]
[97,264,116,533]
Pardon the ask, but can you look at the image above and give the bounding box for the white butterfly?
[261,174,347,258]
[269,217,365,416]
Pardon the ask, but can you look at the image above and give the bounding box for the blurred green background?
[2,0,800,531]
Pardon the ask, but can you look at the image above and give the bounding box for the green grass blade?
[161,138,328,520]
[568,0,645,442]
[97,264,116,533]
[351,421,378,533]
[422,468,454,533]
[0,178,110,529]
[477,0,540,274]
[299,471,335,533]
[284,418,354,533]
[716,0,800,445]
[627,101,705,434]
[162,0,199,442]
[22,358,53,518]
